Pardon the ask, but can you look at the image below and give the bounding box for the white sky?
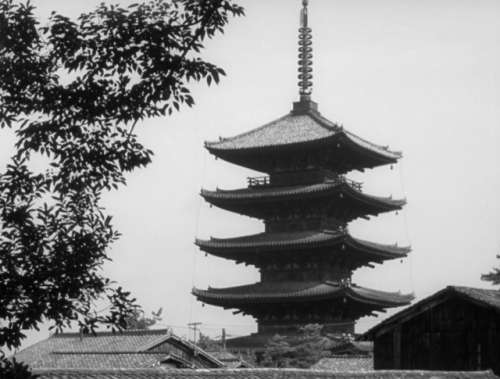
[4,0,500,352]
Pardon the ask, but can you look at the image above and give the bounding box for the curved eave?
[195,231,411,260]
[204,111,402,172]
[192,283,413,308]
[201,183,406,217]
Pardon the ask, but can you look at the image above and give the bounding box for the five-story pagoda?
[193,0,413,339]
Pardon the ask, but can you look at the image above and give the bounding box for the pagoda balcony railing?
[247,171,362,191]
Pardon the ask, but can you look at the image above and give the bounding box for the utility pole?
[188,322,202,356]
[222,328,226,350]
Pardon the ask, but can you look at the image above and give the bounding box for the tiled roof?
[12,330,224,369]
[193,281,414,306]
[28,352,174,369]
[33,368,500,379]
[201,183,405,207]
[12,329,172,367]
[451,286,500,310]
[196,230,410,258]
[360,286,500,340]
[197,230,347,248]
[311,356,373,371]
[205,111,401,160]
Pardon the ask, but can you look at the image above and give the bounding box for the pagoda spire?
[298,0,313,100]
[293,0,317,113]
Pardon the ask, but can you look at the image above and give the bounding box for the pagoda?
[193,0,413,339]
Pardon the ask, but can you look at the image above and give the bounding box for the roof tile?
[311,356,373,371]
[33,368,500,379]
[206,111,401,160]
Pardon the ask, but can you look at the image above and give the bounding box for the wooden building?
[360,286,500,375]
[193,0,412,350]
[12,329,224,369]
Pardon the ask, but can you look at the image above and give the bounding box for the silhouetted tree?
[0,0,243,376]
[482,255,500,285]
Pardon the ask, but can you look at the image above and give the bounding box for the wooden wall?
[373,297,500,375]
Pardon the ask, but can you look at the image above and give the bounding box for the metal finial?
[298,0,313,98]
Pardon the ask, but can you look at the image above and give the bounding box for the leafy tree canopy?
[197,332,222,352]
[288,324,329,368]
[0,0,243,374]
[482,255,500,285]
[125,307,163,330]
[261,334,291,368]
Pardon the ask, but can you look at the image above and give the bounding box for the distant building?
[360,286,500,375]
[12,329,224,369]
[193,0,412,353]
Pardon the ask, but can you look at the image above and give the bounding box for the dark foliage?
[125,307,163,330]
[0,0,243,376]
[289,324,329,368]
[261,334,291,368]
[197,332,222,352]
[482,255,500,285]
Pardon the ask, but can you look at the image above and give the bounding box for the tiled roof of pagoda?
[201,181,405,208]
[196,230,410,258]
[205,111,401,160]
[192,281,414,307]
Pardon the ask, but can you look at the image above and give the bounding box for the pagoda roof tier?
[205,110,402,173]
[201,180,405,220]
[192,281,414,308]
[196,230,410,268]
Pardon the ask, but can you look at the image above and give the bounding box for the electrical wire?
[189,149,208,324]
[398,160,414,293]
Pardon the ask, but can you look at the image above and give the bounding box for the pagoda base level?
[257,321,354,336]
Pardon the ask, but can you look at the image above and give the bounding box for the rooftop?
[32,368,500,379]
[196,230,410,258]
[201,181,405,208]
[11,329,223,369]
[360,286,500,340]
[193,281,414,306]
[311,356,373,371]
[206,111,401,160]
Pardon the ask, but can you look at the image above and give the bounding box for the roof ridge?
[50,328,171,338]
[50,351,171,355]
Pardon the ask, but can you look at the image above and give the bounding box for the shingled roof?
[359,286,500,340]
[193,281,414,306]
[33,368,500,379]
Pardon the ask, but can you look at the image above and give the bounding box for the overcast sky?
[4,0,500,352]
